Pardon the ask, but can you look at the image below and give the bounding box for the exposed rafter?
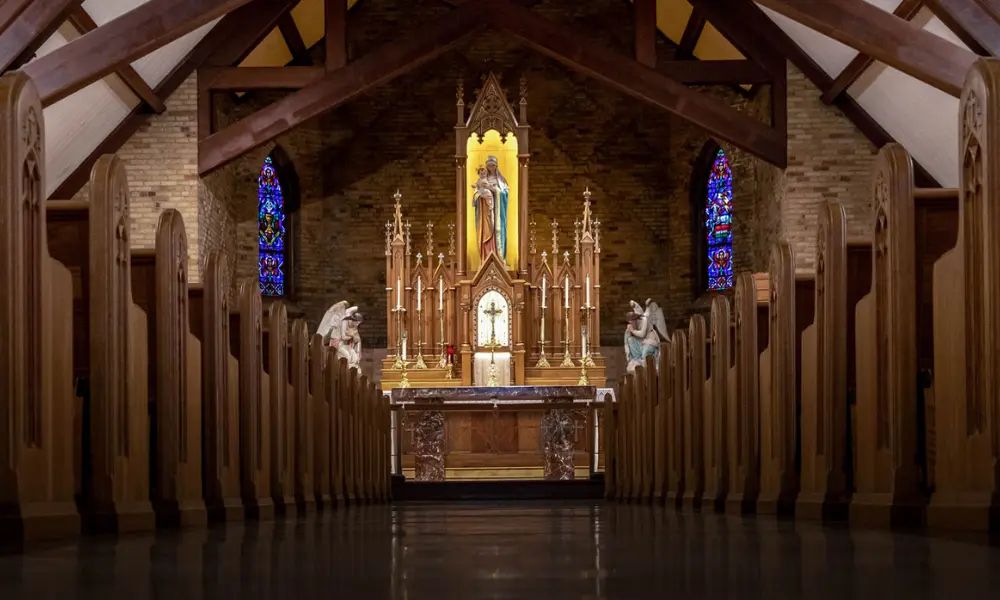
[634,0,656,68]
[488,1,785,165]
[65,7,166,114]
[677,10,707,60]
[695,0,940,187]
[755,0,976,96]
[198,2,487,176]
[0,0,79,73]
[0,0,35,36]
[22,0,256,106]
[278,13,311,66]
[820,0,923,105]
[926,0,1000,57]
[50,0,298,200]
[325,0,347,69]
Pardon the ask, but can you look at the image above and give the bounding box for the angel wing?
[644,299,669,341]
[316,300,349,344]
[630,300,644,316]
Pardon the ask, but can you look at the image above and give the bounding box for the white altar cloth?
[473,351,511,386]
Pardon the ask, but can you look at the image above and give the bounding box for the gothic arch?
[691,140,734,293]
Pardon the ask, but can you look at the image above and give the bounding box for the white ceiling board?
[921,11,972,48]
[130,18,219,87]
[29,28,68,61]
[862,0,903,12]
[757,5,858,77]
[82,0,149,26]
[849,66,959,187]
[43,79,138,197]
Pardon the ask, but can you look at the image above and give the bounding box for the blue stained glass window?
[258,156,285,296]
[705,149,734,291]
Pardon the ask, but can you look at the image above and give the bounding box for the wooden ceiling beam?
[0,0,34,36]
[688,0,787,77]
[820,0,923,105]
[49,0,298,200]
[634,0,657,68]
[325,0,347,69]
[755,0,976,96]
[22,0,256,106]
[677,10,707,60]
[65,7,166,113]
[278,13,312,66]
[202,66,326,90]
[0,0,80,73]
[926,0,1000,56]
[489,1,786,166]
[198,2,486,176]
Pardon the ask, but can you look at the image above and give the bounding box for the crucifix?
[483,301,504,387]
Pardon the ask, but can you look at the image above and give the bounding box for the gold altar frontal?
[379,73,605,479]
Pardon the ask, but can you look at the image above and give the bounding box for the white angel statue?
[624,299,669,373]
[316,301,364,372]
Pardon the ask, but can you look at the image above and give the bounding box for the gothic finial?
[541,250,548,266]
[405,220,412,256]
[392,189,404,236]
[448,222,456,257]
[457,79,464,104]
[438,252,445,268]
[416,252,423,267]
[563,250,570,265]
[574,220,581,255]
[519,75,527,103]
[551,220,559,257]
[593,218,602,253]
[582,187,593,233]
[426,222,434,259]
[384,221,393,255]
[529,219,537,255]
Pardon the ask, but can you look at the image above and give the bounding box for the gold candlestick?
[391,304,406,370]
[560,306,574,368]
[580,304,596,368]
[415,306,427,369]
[536,302,550,368]
[437,307,447,369]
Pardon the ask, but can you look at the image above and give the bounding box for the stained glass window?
[258,156,286,296]
[705,148,734,291]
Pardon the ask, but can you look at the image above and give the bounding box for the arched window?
[258,156,286,296]
[704,148,734,291]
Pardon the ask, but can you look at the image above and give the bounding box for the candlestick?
[415,304,427,370]
[586,274,591,307]
[391,304,407,370]
[560,304,573,368]
[396,277,401,308]
[564,275,569,309]
[536,281,550,368]
[580,304,596,369]
[541,276,547,309]
[437,303,447,369]
[438,277,443,311]
[417,277,422,311]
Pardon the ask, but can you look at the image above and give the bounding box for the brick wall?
[751,65,878,272]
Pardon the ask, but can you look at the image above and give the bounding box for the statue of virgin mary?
[484,155,510,262]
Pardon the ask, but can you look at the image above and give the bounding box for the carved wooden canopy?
[465,72,519,143]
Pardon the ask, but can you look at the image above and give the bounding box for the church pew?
[291,319,315,513]
[201,250,242,522]
[328,357,347,504]
[653,340,671,504]
[928,59,1000,532]
[682,315,707,511]
[758,242,814,516]
[798,202,854,522]
[45,155,155,534]
[666,329,687,508]
[642,354,658,502]
[620,372,637,501]
[603,381,619,499]
[231,277,273,520]
[630,360,652,502]
[147,210,205,528]
[853,143,959,528]
[309,335,332,508]
[727,271,763,515]
[344,367,360,502]
[262,301,295,514]
[0,72,80,542]
[704,296,731,513]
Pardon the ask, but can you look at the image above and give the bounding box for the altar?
[379,73,607,479]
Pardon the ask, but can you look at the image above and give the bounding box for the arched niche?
[476,289,511,348]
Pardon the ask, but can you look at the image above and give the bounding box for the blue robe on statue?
[495,179,509,261]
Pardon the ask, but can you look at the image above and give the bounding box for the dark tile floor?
[2,501,1000,599]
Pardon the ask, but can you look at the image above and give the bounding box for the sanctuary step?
[393,477,604,502]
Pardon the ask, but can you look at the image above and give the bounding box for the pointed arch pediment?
[466,71,519,142]
[471,252,513,289]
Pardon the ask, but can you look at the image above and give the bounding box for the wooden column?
[634,0,657,68]
[325,0,347,69]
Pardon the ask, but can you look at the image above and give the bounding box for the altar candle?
[396,277,401,308]
[564,276,569,308]
[541,276,547,309]
[439,278,444,311]
[417,277,422,311]
[586,274,591,307]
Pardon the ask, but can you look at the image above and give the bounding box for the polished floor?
[3,501,1000,599]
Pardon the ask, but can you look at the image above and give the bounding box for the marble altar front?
[390,386,601,481]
